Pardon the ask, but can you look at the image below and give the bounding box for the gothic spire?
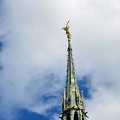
[61,21,88,120]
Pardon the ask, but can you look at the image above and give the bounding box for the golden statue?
[62,21,71,39]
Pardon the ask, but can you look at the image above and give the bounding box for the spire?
[66,39,77,101]
[60,21,88,120]
[81,91,84,102]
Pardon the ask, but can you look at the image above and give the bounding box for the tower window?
[67,113,70,120]
[74,112,78,120]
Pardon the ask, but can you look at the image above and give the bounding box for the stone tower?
[61,21,88,120]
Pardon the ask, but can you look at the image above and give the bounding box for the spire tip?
[62,21,71,39]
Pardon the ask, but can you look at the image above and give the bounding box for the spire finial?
[62,21,71,39]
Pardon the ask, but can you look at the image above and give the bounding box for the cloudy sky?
[0,0,120,120]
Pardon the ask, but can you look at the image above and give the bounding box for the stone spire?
[61,21,88,120]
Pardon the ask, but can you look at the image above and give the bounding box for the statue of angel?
[62,21,71,39]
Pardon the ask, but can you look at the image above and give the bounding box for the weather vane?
[62,21,71,39]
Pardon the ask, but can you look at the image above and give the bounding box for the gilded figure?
[62,21,71,39]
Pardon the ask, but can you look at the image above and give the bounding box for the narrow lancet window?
[67,113,70,120]
[74,111,78,120]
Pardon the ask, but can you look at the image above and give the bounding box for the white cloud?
[50,113,60,120]
[0,0,120,120]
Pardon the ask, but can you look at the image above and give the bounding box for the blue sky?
[0,35,90,120]
[0,0,120,120]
